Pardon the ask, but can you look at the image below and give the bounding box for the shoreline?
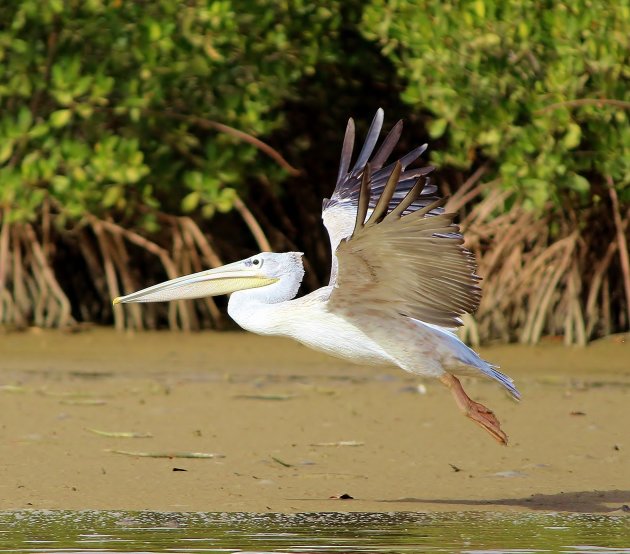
[1,329,628,513]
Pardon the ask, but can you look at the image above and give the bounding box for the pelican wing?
[327,160,481,329]
[322,109,438,285]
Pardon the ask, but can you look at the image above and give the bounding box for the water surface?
[1,511,629,553]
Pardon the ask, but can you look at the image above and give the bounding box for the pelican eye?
[251,258,263,267]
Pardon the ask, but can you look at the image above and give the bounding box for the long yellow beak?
[113,261,278,305]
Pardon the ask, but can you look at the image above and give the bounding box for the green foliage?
[362,0,630,208]
[0,0,343,225]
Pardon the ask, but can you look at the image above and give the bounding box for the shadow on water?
[381,490,630,513]
[1,510,629,553]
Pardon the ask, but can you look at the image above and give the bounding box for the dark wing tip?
[371,119,403,170]
[327,110,435,219]
[337,117,356,184]
[351,109,385,173]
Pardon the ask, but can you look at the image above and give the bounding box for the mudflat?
[0,328,628,513]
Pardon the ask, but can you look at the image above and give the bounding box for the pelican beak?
[112,260,278,305]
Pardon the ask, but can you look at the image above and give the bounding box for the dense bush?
[0,0,343,225]
[362,0,629,207]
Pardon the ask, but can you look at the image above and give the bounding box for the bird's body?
[231,286,395,365]
[115,109,520,444]
[231,285,493,379]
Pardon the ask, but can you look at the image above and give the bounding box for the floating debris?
[271,456,293,468]
[0,384,27,393]
[107,449,224,459]
[60,399,107,406]
[87,428,153,439]
[490,470,528,478]
[311,441,364,447]
[449,464,462,472]
[40,390,104,398]
[570,411,586,416]
[172,467,188,472]
[234,394,295,401]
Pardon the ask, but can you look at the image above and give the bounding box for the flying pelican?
[114,109,520,444]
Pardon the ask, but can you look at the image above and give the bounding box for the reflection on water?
[0,511,629,553]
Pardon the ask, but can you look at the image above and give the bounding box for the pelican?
[114,109,520,444]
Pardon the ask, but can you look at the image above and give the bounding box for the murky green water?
[1,511,629,553]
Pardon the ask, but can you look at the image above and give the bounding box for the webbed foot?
[440,373,508,445]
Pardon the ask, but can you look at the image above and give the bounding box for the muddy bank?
[1,328,628,513]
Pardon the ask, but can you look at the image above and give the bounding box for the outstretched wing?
[322,108,438,285]
[326,159,481,329]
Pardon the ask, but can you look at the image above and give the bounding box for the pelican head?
[113,252,305,305]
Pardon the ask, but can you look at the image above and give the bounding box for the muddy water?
[1,511,630,553]
[0,329,628,513]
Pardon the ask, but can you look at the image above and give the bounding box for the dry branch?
[445,165,490,212]
[24,223,73,327]
[180,217,223,268]
[92,220,123,331]
[142,108,301,176]
[607,178,630,328]
[179,219,223,328]
[233,193,272,252]
[0,207,10,322]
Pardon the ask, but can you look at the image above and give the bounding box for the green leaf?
[50,109,72,128]
[184,171,203,190]
[51,175,70,193]
[568,173,590,194]
[216,187,236,213]
[29,123,49,139]
[102,185,122,208]
[562,123,582,150]
[428,118,448,139]
[201,204,216,218]
[0,142,14,165]
[181,191,200,212]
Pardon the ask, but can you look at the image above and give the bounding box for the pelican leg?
[439,373,508,445]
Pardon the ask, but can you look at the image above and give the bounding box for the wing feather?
[337,118,355,183]
[352,109,384,173]
[370,119,403,169]
[366,162,401,225]
[327,159,481,328]
[322,109,438,286]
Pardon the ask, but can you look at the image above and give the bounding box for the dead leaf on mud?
[490,470,528,478]
[234,394,295,401]
[87,428,153,438]
[40,390,106,398]
[311,441,364,447]
[271,456,293,467]
[60,399,107,406]
[0,385,27,393]
[107,449,225,459]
